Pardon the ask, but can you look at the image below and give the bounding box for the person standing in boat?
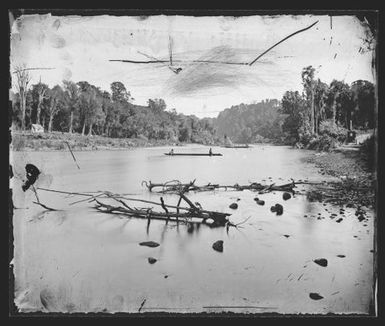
[209,148,212,156]
[169,149,174,155]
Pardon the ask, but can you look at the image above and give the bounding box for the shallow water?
[10,144,375,314]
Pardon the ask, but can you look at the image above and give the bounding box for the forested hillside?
[213,99,284,143]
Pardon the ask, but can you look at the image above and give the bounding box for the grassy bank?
[10,131,189,151]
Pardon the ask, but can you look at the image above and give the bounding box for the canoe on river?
[223,145,250,148]
[164,153,223,156]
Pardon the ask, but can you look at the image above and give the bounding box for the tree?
[47,85,65,132]
[63,80,79,133]
[78,86,102,136]
[327,80,353,128]
[301,66,316,134]
[280,91,307,141]
[30,81,50,126]
[111,81,132,103]
[351,80,375,129]
[148,98,166,114]
[313,79,329,134]
[14,65,32,131]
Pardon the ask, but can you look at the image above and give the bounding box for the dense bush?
[307,134,339,151]
[359,135,375,171]
[319,120,348,142]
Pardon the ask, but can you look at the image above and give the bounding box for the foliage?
[215,99,283,143]
[319,119,348,142]
[359,135,375,171]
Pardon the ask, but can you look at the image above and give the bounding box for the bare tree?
[14,65,32,131]
[35,79,49,125]
[63,80,79,133]
[46,85,64,132]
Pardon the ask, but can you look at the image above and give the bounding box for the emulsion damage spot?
[22,164,40,191]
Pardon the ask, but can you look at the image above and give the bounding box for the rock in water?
[254,197,259,202]
[336,218,343,223]
[212,240,224,252]
[313,258,328,267]
[309,293,324,300]
[270,206,277,212]
[229,203,238,209]
[256,200,265,206]
[139,241,160,248]
[337,255,345,258]
[283,192,292,200]
[148,257,157,264]
[275,204,283,215]
[358,215,365,222]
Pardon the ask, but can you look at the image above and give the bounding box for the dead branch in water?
[35,187,231,227]
[93,196,230,227]
[64,141,80,169]
[141,179,322,194]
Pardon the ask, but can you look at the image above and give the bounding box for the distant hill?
[212,99,285,143]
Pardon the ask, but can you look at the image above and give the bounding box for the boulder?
[309,293,324,300]
[139,241,160,248]
[229,203,238,209]
[313,258,328,267]
[148,257,157,264]
[256,200,265,206]
[212,240,224,252]
[282,192,292,200]
[275,204,283,215]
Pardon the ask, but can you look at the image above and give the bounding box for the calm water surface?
[11,145,374,314]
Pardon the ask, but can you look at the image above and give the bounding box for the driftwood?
[36,187,232,227]
[93,195,230,227]
[141,179,321,195]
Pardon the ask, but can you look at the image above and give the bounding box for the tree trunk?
[82,120,86,136]
[310,89,315,134]
[69,110,74,133]
[88,122,93,136]
[20,92,26,131]
[36,103,42,125]
[332,94,337,126]
[48,114,53,132]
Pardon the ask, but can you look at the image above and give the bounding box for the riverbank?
[305,145,376,210]
[10,131,194,151]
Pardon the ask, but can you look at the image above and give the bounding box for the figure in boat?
[209,148,213,156]
[169,149,174,155]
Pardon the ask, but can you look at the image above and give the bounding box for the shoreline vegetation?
[10,130,186,152]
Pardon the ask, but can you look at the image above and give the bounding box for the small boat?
[164,153,223,156]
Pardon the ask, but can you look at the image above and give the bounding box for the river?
[10,144,375,314]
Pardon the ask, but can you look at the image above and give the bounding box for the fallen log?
[141,179,321,194]
[93,197,230,226]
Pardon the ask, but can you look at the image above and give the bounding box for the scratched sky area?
[10,14,375,117]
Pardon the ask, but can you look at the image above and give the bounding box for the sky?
[10,13,376,118]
